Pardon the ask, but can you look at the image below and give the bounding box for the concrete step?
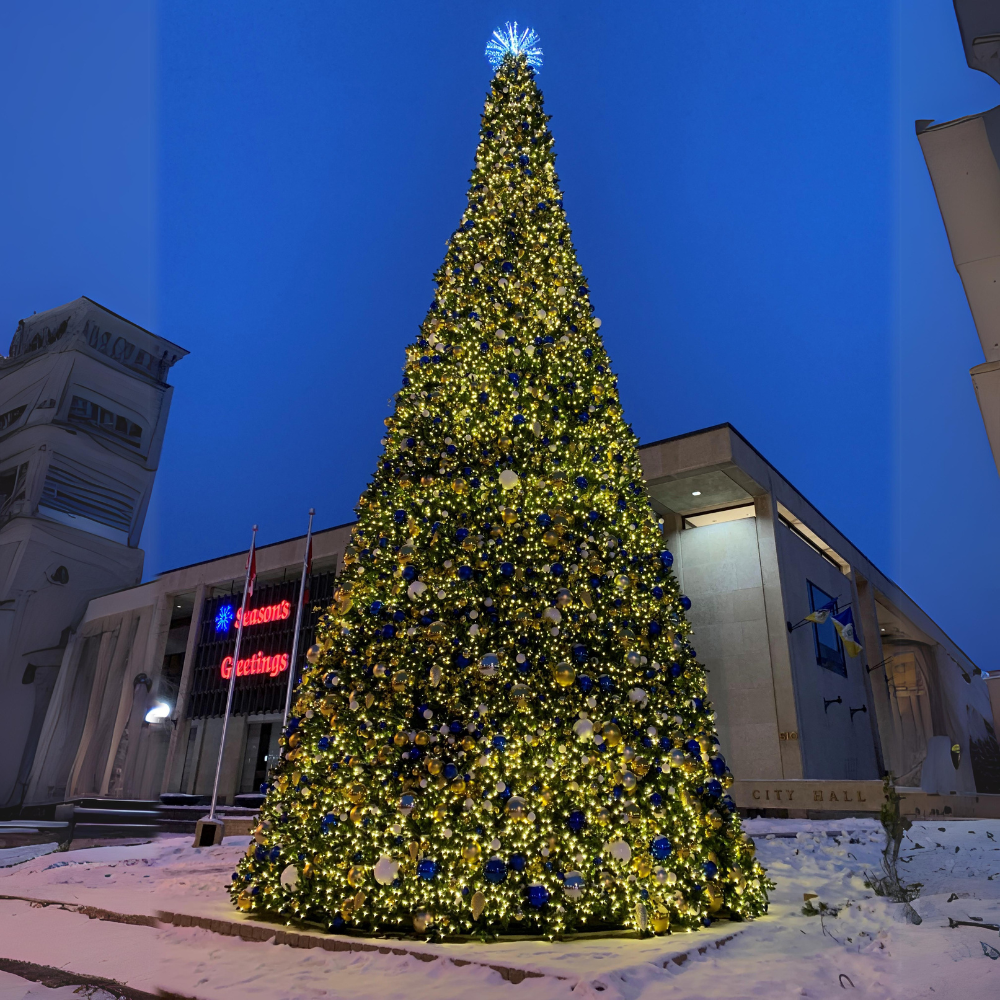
[72,822,158,839]
[76,798,159,812]
[73,808,159,824]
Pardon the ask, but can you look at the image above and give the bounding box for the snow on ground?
[0,818,998,999]
[0,970,118,999]
[0,844,60,870]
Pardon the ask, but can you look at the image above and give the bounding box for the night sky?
[2,2,998,670]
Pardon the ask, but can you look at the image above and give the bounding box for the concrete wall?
[774,518,880,780]
[667,513,784,780]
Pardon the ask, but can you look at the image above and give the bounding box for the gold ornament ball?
[391,670,410,692]
[349,805,365,824]
[506,795,528,819]
[305,644,322,665]
[554,662,576,687]
[462,843,482,863]
[597,807,611,824]
[511,683,532,708]
[394,732,408,747]
[602,723,622,747]
[621,771,637,791]
[346,782,367,804]
[347,865,365,887]
[427,758,442,775]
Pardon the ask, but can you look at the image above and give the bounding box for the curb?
[0,956,163,1000]
[157,909,745,985]
[1,893,746,987]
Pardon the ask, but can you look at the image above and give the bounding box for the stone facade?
[0,298,186,809]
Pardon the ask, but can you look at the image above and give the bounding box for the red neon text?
[220,650,290,679]
[236,600,291,628]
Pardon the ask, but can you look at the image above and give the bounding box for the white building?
[917,0,1000,475]
[25,424,998,811]
[0,298,186,810]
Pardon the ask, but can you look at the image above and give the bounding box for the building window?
[777,502,850,574]
[67,394,142,446]
[809,581,846,676]
[0,462,29,512]
[0,405,26,433]
[683,503,755,529]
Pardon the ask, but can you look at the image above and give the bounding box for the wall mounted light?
[145,702,171,723]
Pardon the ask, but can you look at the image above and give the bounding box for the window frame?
[808,580,847,677]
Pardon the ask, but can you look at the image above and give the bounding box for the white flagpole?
[208,524,257,822]
[283,508,315,727]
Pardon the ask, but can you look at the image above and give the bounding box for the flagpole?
[208,524,257,822]
[283,508,315,727]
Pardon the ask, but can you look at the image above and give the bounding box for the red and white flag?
[302,536,313,606]
[246,537,257,598]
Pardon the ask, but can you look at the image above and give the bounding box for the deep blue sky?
[3,2,998,669]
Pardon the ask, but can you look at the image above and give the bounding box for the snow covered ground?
[0,817,998,999]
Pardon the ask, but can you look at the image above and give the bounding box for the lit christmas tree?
[232,24,768,938]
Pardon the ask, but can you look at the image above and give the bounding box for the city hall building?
[23,424,998,809]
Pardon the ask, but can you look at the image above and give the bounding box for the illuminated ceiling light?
[691,491,701,496]
[144,702,171,723]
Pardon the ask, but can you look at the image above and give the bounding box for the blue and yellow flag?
[832,608,863,658]
[805,599,836,625]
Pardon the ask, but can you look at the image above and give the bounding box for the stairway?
[70,798,160,840]
[157,794,260,836]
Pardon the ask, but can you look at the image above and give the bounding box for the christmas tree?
[232,24,768,938]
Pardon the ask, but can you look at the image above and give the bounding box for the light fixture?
[691,491,701,496]
[144,702,171,723]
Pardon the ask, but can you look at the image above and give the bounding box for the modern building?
[26,524,349,807]
[916,0,1000,474]
[0,298,187,811]
[643,424,996,794]
[26,423,998,810]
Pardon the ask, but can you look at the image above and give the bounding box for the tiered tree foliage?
[232,45,768,939]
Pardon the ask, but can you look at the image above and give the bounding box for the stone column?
[162,582,206,792]
[753,493,803,779]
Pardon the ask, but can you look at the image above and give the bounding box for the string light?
[231,49,769,941]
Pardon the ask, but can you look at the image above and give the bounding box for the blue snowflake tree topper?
[215,604,235,632]
[485,22,543,71]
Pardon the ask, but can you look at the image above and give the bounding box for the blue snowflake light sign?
[485,22,543,71]
[215,604,235,632]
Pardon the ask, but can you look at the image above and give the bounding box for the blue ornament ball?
[566,810,587,834]
[650,837,672,861]
[527,883,550,908]
[679,595,692,611]
[484,858,508,884]
[417,859,439,881]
